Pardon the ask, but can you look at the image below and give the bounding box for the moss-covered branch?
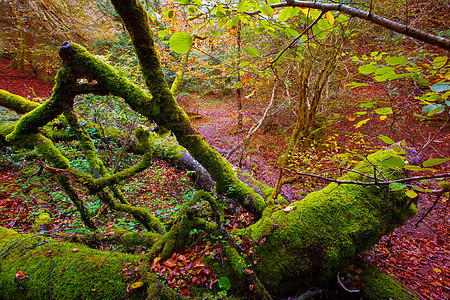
[109,0,268,218]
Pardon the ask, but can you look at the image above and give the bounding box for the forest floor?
[0,60,449,299]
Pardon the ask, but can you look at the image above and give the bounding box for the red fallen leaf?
[202,267,210,274]
[180,288,190,295]
[61,267,66,273]
[355,268,363,275]
[72,248,79,252]
[192,276,199,284]
[244,269,254,275]
[15,270,27,280]
[46,250,53,256]
[431,281,442,287]
[176,261,185,267]
[201,276,207,282]
[249,284,255,291]
[164,259,177,268]
[103,232,114,236]
[125,262,132,266]
[134,266,139,272]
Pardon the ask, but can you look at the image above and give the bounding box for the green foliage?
[350,50,449,120]
[169,32,192,54]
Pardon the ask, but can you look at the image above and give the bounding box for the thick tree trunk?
[231,151,418,296]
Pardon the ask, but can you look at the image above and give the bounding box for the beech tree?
[0,0,449,299]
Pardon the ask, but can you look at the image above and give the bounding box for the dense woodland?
[0,0,449,299]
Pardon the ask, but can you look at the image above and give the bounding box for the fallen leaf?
[283,206,296,212]
[72,248,79,252]
[15,270,27,280]
[130,281,144,289]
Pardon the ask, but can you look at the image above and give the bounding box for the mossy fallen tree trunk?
[0,227,144,300]
[226,150,418,297]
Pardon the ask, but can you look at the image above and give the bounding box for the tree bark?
[110,0,267,218]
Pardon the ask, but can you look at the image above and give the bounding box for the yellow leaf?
[433,268,442,273]
[130,281,144,289]
[379,115,387,121]
[300,8,309,15]
[153,257,161,264]
[325,11,335,26]
[229,28,237,35]
[348,117,355,121]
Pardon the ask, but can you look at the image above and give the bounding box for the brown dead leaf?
[15,270,27,280]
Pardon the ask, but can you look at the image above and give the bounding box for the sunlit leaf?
[158,29,168,37]
[432,56,448,68]
[379,134,394,144]
[317,18,331,31]
[379,115,387,121]
[405,189,417,198]
[345,82,369,89]
[278,7,292,22]
[358,63,377,74]
[290,7,301,17]
[355,118,370,128]
[385,56,407,66]
[169,32,192,54]
[325,11,335,25]
[375,107,393,114]
[422,158,450,167]
[422,104,445,116]
[245,46,259,57]
[379,156,406,167]
[360,101,377,108]
[260,3,274,16]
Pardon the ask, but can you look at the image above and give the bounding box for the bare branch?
[281,166,450,186]
[247,1,450,51]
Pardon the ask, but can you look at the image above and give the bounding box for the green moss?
[32,211,52,233]
[0,89,40,114]
[358,260,419,299]
[0,227,144,300]
[233,150,417,296]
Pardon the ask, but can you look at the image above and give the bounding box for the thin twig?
[281,166,450,186]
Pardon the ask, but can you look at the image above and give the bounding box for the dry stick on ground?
[226,84,277,160]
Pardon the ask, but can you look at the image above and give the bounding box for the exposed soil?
[0,61,448,299]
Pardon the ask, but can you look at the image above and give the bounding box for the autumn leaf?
[242,74,251,84]
[15,270,28,280]
[130,281,144,289]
